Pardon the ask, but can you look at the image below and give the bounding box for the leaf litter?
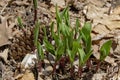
[0,0,120,80]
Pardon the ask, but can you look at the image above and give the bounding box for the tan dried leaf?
[51,0,65,8]
[0,48,9,63]
[18,70,35,80]
[84,4,120,32]
[0,16,13,47]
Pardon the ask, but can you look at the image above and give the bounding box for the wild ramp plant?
[17,3,113,79]
[78,22,93,77]
[17,5,113,79]
[43,5,85,78]
[96,40,112,71]
[42,5,113,79]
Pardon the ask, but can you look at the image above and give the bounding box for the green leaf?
[100,40,112,61]
[55,5,62,25]
[68,31,74,49]
[56,42,64,61]
[33,0,38,9]
[43,39,55,55]
[61,6,69,17]
[43,27,47,40]
[37,42,44,60]
[71,41,79,57]
[62,24,70,37]
[64,7,70,27]
[78,48,86,66]
[81,22,92,43]
[67,49,74,64]
[86,36,92,53]
[50,22,54,38]
[54,34,61,46]
[82,22,91,37]
[17,17,24,28]
[83,50,93,63]
[34,21,40,46]
[78,48,93,67]
[75,18,80,33]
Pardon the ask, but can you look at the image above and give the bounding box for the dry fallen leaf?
[0,16,12,47]
[0,48,9,63]
[92,73,107,80]
[51,0,65,8]
[18,70,35,80]
[84,3,120,32]
[21,53,37,68]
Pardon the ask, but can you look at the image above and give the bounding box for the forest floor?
[0,0,120,80]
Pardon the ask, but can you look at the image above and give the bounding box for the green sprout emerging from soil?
[17,16,24,28]
[96,40,112,71]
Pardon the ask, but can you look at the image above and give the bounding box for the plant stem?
[70,65,74,78]
[78,66,82,77]
[59,57,67,74]
[34,9,37,24]
[37,60,44,72]
[86,59,91,70]
[96,61,101,72]
[52,61,58,74]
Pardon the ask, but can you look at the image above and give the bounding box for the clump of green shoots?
[17,4,113,79]
[42,5,112,78]
[78,22,93,77]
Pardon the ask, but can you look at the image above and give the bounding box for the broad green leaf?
[17,17,24,28]
[50,22,54,38]
[82,22,91,38]
[56,43,64,61]
[43,27,47,40]
[83,50,93,63]
[85,36,92,53]
[43,39,55,55]
[81,22,92,44]
[68,31,74,49]
[64,8,70,27]
[77,30,82,42]
[67,49,74,64]
[100,40,112,61]
[34,21,40,46]
[61,6,69,17]
[55,5,62,26]
[78,48,86,66]
[75,18,80,33]
[53,34,60,46]
[71,41,79,57]
[37,42,44,60]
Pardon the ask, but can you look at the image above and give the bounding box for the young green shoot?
[78,22,93,77]
[96,40,112,71]
[34,21,40,46]
[17,16,24,28]
[36,41,45,71]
